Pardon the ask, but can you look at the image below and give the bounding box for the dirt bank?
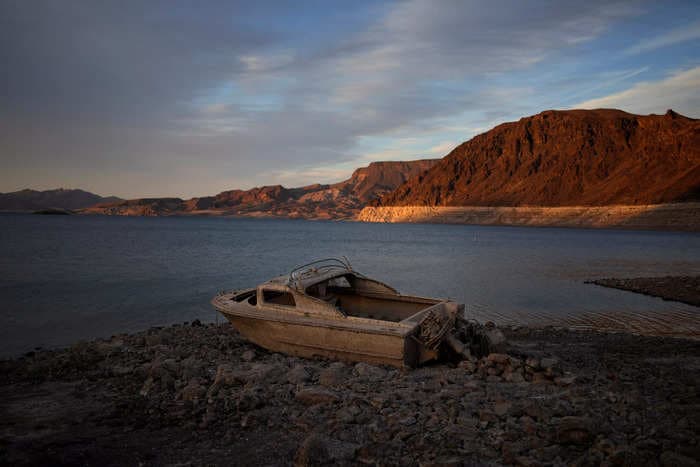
[588,276,700,307]
[1,323,699,466]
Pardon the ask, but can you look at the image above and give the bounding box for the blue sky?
[1,0,699,198]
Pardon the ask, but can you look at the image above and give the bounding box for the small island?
[33,208,73,215]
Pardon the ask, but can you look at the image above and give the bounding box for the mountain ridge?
[0,188,122,211]
[82,159,439,219]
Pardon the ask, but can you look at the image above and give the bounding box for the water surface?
[1,213,698,356]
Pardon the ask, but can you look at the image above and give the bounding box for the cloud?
[0,2,276,124]
[307,0,642,112]
[0,0,659,197]
[625,20,700,55]
[576,66,700,117]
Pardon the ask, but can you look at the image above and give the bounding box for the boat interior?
[335,292,434,322]
[307,275,439,322]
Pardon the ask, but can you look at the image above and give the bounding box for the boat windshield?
[307,275,352,293]
[288,258,352,285]
[306,274,353,306]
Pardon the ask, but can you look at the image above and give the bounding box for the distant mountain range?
[80,160,439,219]
[0,188,122,211]
[374,109,699,207]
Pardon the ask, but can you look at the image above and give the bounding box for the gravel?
[1,322,698,466]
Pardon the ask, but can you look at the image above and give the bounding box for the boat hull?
[220,311,421,368]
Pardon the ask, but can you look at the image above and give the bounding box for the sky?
[1,0,699,199]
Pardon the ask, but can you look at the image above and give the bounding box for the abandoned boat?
[212,258,464,368]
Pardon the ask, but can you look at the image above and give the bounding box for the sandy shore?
[1,322,698,466]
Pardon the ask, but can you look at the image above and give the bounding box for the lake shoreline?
[2,322,698,466]
[6,200,699,232]
[587,275,700,308]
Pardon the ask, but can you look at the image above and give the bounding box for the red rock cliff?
[376,109,700,207]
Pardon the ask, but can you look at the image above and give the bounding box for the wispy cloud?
[576,66,700,116]
[562,67,650,103]
[625,20,700,55]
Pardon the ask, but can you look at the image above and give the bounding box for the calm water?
[1,213,699,356]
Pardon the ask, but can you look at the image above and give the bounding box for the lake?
[1,213,698,356]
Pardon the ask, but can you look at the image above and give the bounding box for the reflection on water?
[0,213,698,355]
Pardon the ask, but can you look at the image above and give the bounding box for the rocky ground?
[1,323,699,466]
[588,276,700,307]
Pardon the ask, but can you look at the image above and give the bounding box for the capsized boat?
[212,258,464,368]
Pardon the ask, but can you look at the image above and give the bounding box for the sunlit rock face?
[356,203,700,231]
[374,109,700,208]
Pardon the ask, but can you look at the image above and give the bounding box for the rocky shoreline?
[587,276,700,307]
[356,203,700,231]
[1,323,699,466]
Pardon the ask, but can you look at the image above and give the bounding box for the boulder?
[139,376,155,396]
[295,387,340,406]
[294,434,359,466]
[660,451,697,467]
[179,378,206,402]
[525,357,541,370]
[487,353,510,365]
[554,375,576,386]
[318,362,348,387]
[248,363,285,384]
[458,360,476,373]
[555,416,594,445]
[212,363,244,386]
[354,362,387,381]
[180,356,206,380]
[494,401,512,417]
[287,364,311,384]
